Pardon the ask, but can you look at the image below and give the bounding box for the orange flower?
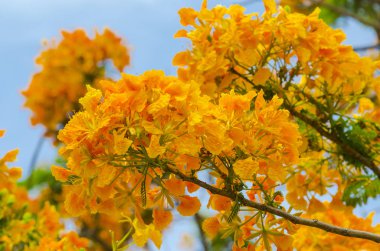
[165,177,186,196]
[153,209,173,230]
[209,194,232,212]
[177,196,201,216]
[202,216,221,238]
[23,29,129,141]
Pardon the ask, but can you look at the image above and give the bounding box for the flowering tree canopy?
[3,0,380,250]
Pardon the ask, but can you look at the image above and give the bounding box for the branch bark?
[312,0,380,32]
[354,44,380,52]
[194,213,210,251]
[164,165,380,243]
[282,103,380,179]
[230,69,380,179]
[80,222,112,251]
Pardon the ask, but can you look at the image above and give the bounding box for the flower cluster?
[23,29,130,141]
[53,68,302,248]
[21,0,379,250]
[293,196,380,250]
[174,0,377,111]
[0,131,88,250]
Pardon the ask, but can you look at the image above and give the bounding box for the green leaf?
[342,176,380,206]
[227,200,240,223]
[18,168,54,190]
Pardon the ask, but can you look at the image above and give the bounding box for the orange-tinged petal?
[252,68,271,85]
[358,97,374,113]
[308,197,326,214]
[153,209,173,230]
[8,167,22,180]
[234,157,259,180]
[147,93,170,114]
[142,120,163,135]
[186,181,200,193]
[1,149,19,163]
[149,228,162,249]
[79,85,102,113]
[173,51,191,66]
[165,177,185,196]
[64,188,87,216]
[177,196,201,216]
[51,165,76,182]
[174,29,188,38]
[146,135,166,158]
[97,199,116,215]
[178,8,198,26]
[209,194,232,212]
[113,131,132,154]
[273,235,293,251]
[202,216,220,238]
[263,0,276,14]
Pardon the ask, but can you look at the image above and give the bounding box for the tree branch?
[80,222,112,251]
[194,213,209,251]
[230,68,380,179]
[282,104,380,179]
[354,44,380,52]
[312,0,380,32]
[164,165,380,243]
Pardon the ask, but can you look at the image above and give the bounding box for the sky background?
[0,0,378,249]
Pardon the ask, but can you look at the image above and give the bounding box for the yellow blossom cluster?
[44,0,380,250]
[53,68,302,248]
[0,130,88,250]
[293,196,380,250]
[23,29,130,141]
[174,0,377,110]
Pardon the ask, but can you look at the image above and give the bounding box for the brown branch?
[164,165,380,243]
[368,0,380,4]
[230,68,380,179]
[283,103,380,179]
[194,213,210,251]
[354,44,380,52]
[312,0,380,32]
[80,222,112,251]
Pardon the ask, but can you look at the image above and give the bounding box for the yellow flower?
[263,0,277,15]
[112,130,133,155]
[23,29,129,141]
[219,90,256,113]
[234,157,259,180]
[178,8,198,26]
[78,85,102,114]
[146,135,166,158]
[252,68,271,85]
[358,97,374,114]
[131,218,162,249]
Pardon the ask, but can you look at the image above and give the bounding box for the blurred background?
[0,0,378,249]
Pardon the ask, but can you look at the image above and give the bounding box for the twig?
[80,222,113,251]
[27,135,44,188]
[164,165,380,243]
[354,44,380,52]
[312,0,380,32]
[28,135,44,174]
[230,68,380,179]
[194,213,209,251]
[283,104,380,179]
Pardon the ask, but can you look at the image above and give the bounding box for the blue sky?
[0,0,378,249]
